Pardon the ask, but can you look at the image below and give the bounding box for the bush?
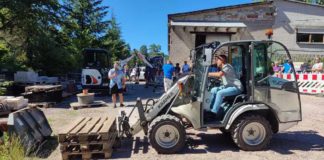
[0,133,25,160]
[0,81,14,96]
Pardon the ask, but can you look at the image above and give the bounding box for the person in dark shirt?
[209,56,219,72]
[175,63,181,80]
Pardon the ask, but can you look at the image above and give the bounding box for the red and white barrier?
[275,73,324,94]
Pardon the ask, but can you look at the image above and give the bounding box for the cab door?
[252,41,302,122]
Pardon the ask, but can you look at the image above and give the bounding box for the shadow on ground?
[270,130,324,154]
[111,136,149,159]
[53,83,163,109]
[111,130,324,158]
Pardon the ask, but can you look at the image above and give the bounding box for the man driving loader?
[208,54,243,115]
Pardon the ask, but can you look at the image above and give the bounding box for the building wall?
[169,0,324,65]
[272,0,324,58]
[169,27,195,64]
[169,3,275,64]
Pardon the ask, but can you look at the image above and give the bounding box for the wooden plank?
[61,151,112,160]
[60,117,85,134]
[78,117,100,134]
[70,117,91,134]
[99,116,116,134]
[90,117,107,134]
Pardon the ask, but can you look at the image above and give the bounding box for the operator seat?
[222,75,247,105]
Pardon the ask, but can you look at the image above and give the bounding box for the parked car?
[130,66,145,81]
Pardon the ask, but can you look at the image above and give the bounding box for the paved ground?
[35,82,323,160]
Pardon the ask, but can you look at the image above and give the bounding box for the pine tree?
[101,15,130,64]
[62,0,109,49]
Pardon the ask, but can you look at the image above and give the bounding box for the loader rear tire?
[230,114,272,151]
[148,115,186,154]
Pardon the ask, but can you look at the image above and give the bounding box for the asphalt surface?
[38,82,323,160]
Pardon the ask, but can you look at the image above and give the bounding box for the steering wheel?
[208,78,221,90]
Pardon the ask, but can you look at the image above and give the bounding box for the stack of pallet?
[58,116,117,160]
[22,85,63,103]
[0,96,28,111]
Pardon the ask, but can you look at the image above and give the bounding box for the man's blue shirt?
[283,63,291,73]
[208,65,219,72]
[163,64,174,79]
[182,64,190,74]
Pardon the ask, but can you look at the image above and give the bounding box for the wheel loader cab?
[193,41,302,128]
[200,42,251,125]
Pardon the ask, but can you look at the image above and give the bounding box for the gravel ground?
[32,82,324,160]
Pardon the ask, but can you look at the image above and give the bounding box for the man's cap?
[216,54,227,62]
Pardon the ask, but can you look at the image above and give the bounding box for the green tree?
[140,45,148,57]
[148,43,164,57]
[0,0,67,75]
[61,0,110,69]
[100,15,130,65]
[148,44,161,54]
[62,0,109,49]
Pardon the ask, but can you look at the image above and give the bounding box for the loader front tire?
[148,115,186,154]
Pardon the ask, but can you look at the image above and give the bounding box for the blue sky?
[104,0,252,54]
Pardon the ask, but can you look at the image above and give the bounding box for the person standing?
[162,60,175,92]
[144,65,152,88]
[282,59,292,73]
[135,62,140,84]
[182,61,191,75]
[124,65,130,81]
[312,57,323,73]
[272,61,281,74]
[109,61,126,108]
[174,63,181,80]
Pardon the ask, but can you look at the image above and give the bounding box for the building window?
[312,34,323,43]
[297,33,310,42]
[297,33,324,44]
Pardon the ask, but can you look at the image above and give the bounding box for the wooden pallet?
[70,101,106,110]
[58,116,117,160]
[61,150,112,160]
[28,102,56,108]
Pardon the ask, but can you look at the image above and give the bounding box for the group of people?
[272,60,293,74]
[108,61,163,108]
[272,57,323,74]
[162,60,191,92]
[300,57,323,73]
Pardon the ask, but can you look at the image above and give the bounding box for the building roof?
[168,0,324,18]
[170,21,247,28]
[168,1,272,18]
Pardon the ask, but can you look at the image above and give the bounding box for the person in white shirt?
[312,57,323,73]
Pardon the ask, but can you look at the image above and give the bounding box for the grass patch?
[0,133,25,160]
[46,118,54,126]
